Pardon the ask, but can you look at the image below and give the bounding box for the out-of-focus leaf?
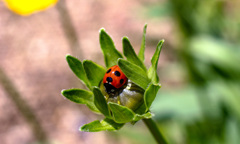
[152,87,203,122]
[213,82,240,119]
[61,89,99,113]
[118,124,155,144]
[122,37,146,71]
[83,60,106,87]
[3,0,58,16]
[144,84,161,112]
[66,55,91,90]
[225,117,240,144]
[93,87,111,118]
[118,59,150,90]
[189,36,240,80]
[138,24,147,62]
[99,28,123,68]
[109,102,135,123]
[148,40,164,84]
[80,118,124,132]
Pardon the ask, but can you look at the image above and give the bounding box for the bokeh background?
[1,0,240,144]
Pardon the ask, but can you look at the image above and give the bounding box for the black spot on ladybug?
[106,77,113,82]
[120,79,124,84]
[114,71,121,77]
[106,68,111,73]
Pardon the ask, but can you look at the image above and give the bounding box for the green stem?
[143,118,168,144]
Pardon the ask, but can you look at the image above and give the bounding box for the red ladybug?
[103,65,128,94]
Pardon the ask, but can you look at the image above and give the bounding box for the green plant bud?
[99,80,144,111]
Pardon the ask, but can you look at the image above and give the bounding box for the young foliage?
[109,102,135,123]
[134,112,152,121]
[66,55,91,89]
[122,37,147,71]
[99,28,123,68]
[118,59,150,90]
[148,40,164,84]
[138,24,148,62]
[83,60,106,87]
[80,118,124,132]
[62,25,165,135]
[61,88,99,113]
[144,84,161,112]
[93,87,111,118]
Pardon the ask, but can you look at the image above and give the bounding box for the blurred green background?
[0,0,240,144]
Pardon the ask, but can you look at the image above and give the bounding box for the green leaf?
[148,40,164,84]
[83,60,106,87]
[109,102,135,123]
[61,89,99,113]
[152,86,203,121]
[144,83,161,112]
[133,112,152,121]
[66,55,91,89]
[80,118,124,132]
[118,59,150,90]
[99,28,123,68]
[130,103,149,125]
[134,103,147,114]
[122,37,147,71]
[138,24,147,62]
[225,117,240,144]
[93,87,111,118]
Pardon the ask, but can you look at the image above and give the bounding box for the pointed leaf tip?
[99,28,105,32]
[122,37,146,71]
[99,29,123,67]
[138,24,148,62]
[66,55,91,89]
[148,39,164,84]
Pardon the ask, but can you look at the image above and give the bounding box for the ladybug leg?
[117,96,121,105]
[105,94,109,101]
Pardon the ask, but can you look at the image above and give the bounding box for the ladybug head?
[104,83,117,94]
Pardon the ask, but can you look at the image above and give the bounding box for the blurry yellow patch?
[3,0,58,16]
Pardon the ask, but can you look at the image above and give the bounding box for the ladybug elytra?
[103,65,127,94]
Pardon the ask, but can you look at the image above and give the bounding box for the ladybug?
[103,65,128,94]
